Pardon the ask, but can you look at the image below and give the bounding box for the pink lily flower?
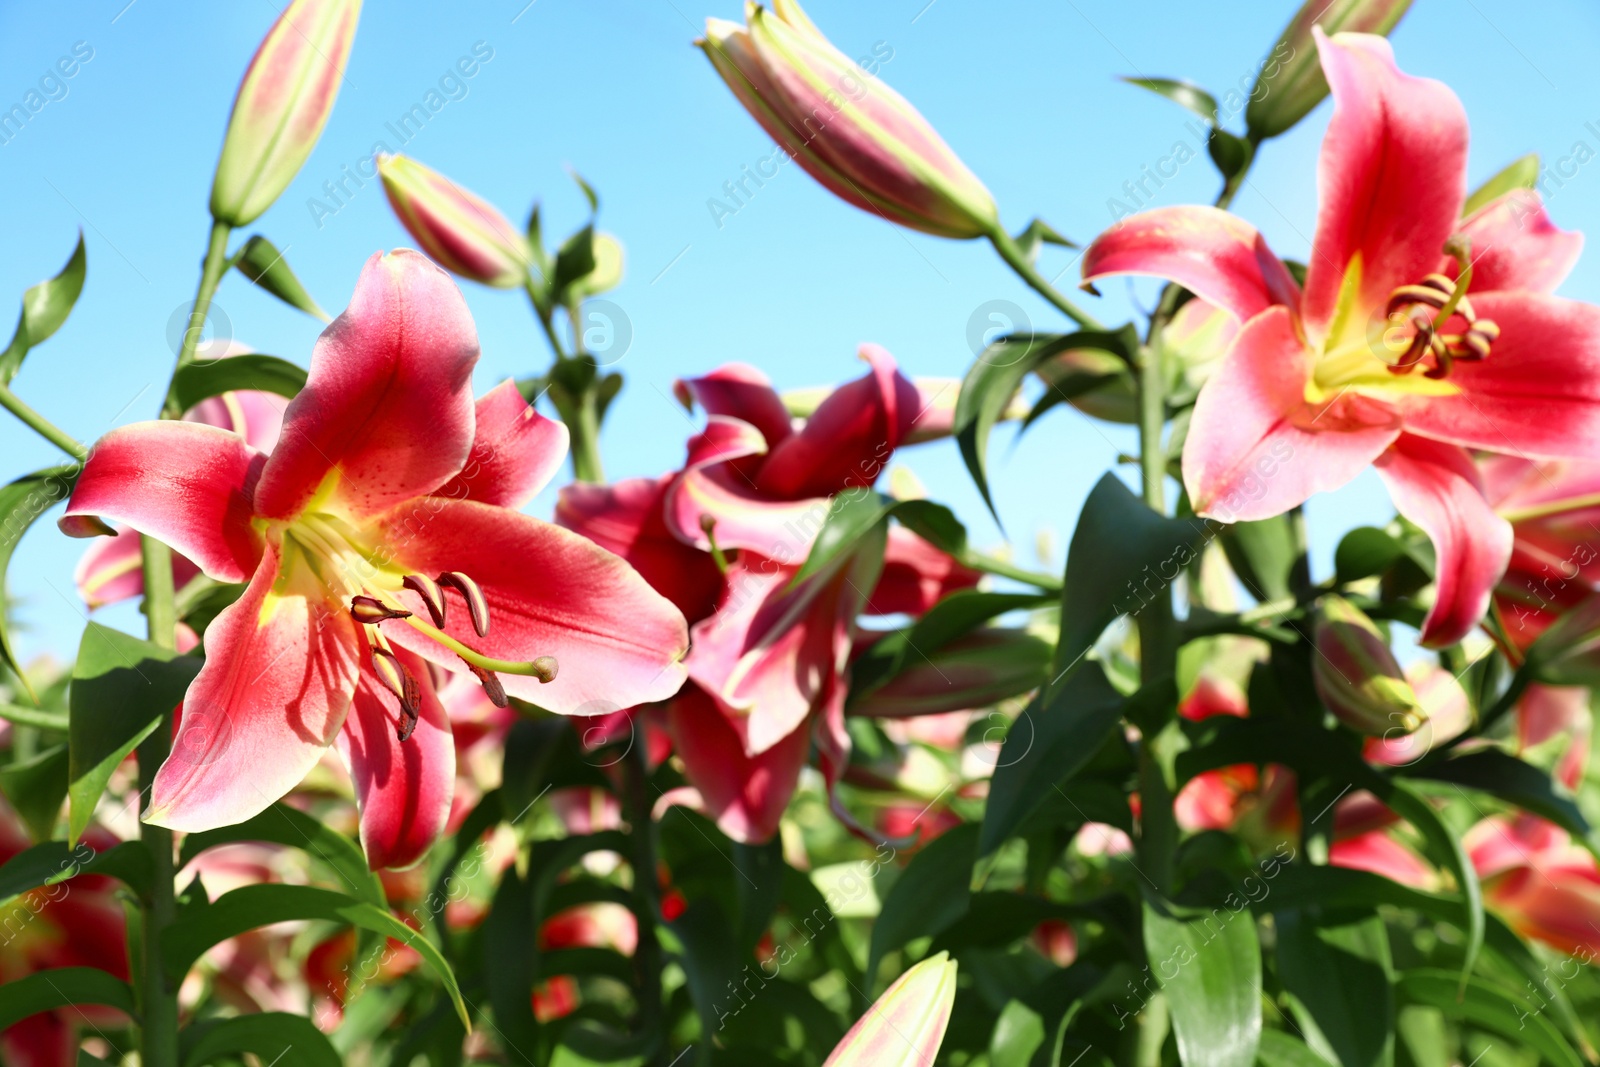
[60,251,688,868]
[1481,455,1600,651]
[1467,814,1600,959]
[1083,31,1600,647]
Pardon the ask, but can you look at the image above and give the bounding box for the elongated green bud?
[1246,0,1412,140]
[1312,595,1425,735]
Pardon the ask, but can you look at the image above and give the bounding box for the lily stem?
[0,383,86,458]
[987,227,1104,331]
[136,214,231,1067]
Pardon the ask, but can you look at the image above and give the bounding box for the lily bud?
[376,154,534,288]
[210,0,362,227]
[852,629,1050,719]
[700,1,998,239]
[824,953,957,1067]
[1312,595,1425,736]
[1245,0,1412,141]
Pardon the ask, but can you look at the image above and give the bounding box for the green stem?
[622,725,665,1060]
[136,217,230,1066]
[987,228,1104,331]
[0,383,86,458]
[964,550,1063,592]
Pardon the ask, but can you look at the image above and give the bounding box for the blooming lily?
[701,1,998,239]
[60,250,688,868]
[1083,31,1600,646]
[1468,814,1600,959]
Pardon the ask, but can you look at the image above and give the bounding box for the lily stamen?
[437,571,490,637]
[403,573,447,628]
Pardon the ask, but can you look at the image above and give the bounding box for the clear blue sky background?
[2,0,1598,665]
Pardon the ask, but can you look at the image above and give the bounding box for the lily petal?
[378,498,688,714]
[755,344,919,499]
[1374,434,1513,647]
[436,380,568,509]
[665,416,827,559]
[673,362,794,451]
[1082,205,1300,322]
[1301,31,1468,340]
[337,650,455,871]
[147,540,361,831]
[74,524,202,610]
[60,421,266,583]
[1456,190,1584,296]
[1183,306,1400,522]
[183,388,289,454]
[1402,292,1600,460]
[254,250,478,522]
[663,683,811,845]
[556,475,724,623]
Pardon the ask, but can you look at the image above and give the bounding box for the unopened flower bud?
[1312,595,1425,736]
[377,154,533,288]
[1246,0,1412,141]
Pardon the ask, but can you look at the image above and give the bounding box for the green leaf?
[551,1021,650,1067]
[1122,76,1220,125]
[1061,473,1209,672]
[0,703,69,730]
[793,490,965,587]
[181,1012,342,1067]
[1220,515,1301,603]
[0,967,134,1032]
[178,802,385,907]
[956,329,1135,521]
[68,623,201,843]
[232,235,329,321]
[1257,1031,1337,1067]
[1383,782,1482,987]
[568,167,600,213]
[1405,749,1592,847]
[989,998,1047,1067]
[1464,154,1541,217]
[553,223,599,298]
[980,662,1127,858]
[1334,526,1406,584]
[1011,218,1078,264]
[0,232,87,385]
[160,884,469,1027]
[867,822,979,981]
[168,353,307,412]
[1395,970,1582,1067]
[1209,130,1254,181]
[0,465,79,699]
[0,743,68,840]
[1275,909,1394,1067]
[0,839,152,899]
[848,589,1053,699]
[1143,896,1262,1067]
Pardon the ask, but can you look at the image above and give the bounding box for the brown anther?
[530,656,559,684]
[437,571,490,638]
[1386,283,1449,316]
[466,663,509,708]
[350,595,411,625]
[403,574,447,628]
[370,646,408,702]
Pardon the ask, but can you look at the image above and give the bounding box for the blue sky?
[2,0,1598,664]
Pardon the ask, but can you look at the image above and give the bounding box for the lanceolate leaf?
[160,884,469,1027]
[232,235,329,321]
[1383,782,1483,988]
[0,232,87,385]
[1395,970,1582,1067]
[1463,153,1541,217]
[0,465,79,699]
[1275,909,1394,1067]
[0,743,68,841]
[1122,76,1221,125]
[68,623,201,843]
[867,822,979,982]
[1142,895,1262,1067]
[0,967,134,1032]
[168,352,307,412]
[177,802,385,908]
[1403,749,1593,848]
[181,1012,342,1067]
[848,590,1053,699]
[0,839,152,900]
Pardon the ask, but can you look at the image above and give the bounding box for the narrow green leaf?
[68,623,201,843]
[1334,527,1405,584]
[1395,969,1581,1067]
[1464,154,1541,218]
[160,884,469,1028]
[168,353,307,412]
[1143,896,1262,1067]
[0,703,69,731]
[848,590,1053,699]
[1257,1031,1337,1067]
[0,839,152,899]
[1275,909,1394,1067]
[0,465,79,698]
[1404,749,1592,847]
[0,967,134,1031]
[867,822,979,982]
[553,223,599,297]
[181,1012,342,1067]
[232,235,329,321]
[1384,782,1482,987]
[1122,76,1221,125]
[0,743,68,840]
[178,802,385,907]
[989,998,1047,1067]
[1220,515,1300,602]
[0,232,87,384]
